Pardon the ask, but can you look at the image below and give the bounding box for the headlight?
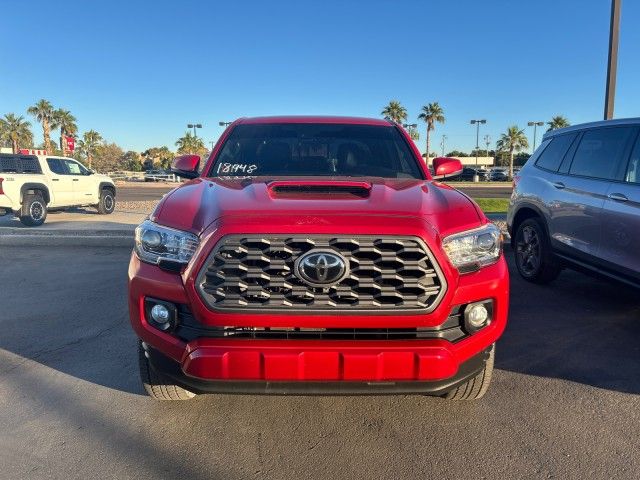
[442,223,502,273]
[134,220,199,265]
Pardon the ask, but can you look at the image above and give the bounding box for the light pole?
[187,123,202,138]
[527,121,544,152]
[470,120,486,181]
[219,121,232,127]
[440,135,447,157]
[604,0,621,119]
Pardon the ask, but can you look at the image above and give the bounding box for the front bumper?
[144,341,493,395]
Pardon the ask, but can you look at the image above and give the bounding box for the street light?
[604,0,621,119]
[440,134,447,157]
[527,121,544,152]
[187,123,202,138]
[484,134,491,159]
[470,120,487,179]
[219,121,232,127]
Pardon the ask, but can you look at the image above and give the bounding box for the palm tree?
[547,115,570,132]
[381,101,408,125]
[175,131,206,155]
[27,99,58,153]
[418,102,445,162]
[497,126,529,177]
[77,130,103,168]
[54,109,78,156]
[0,114,33,153]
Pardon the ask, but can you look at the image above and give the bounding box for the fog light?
[151,305,171,330]
[464,301,492,333]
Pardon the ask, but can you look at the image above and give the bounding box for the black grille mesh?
[197,235,445,312]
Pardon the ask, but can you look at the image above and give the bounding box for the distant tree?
[381,100,408,124]
[514,152,531,166]
[142,146,174,170]
[54,109,77,156]
[122,151,143,171]
[76,130,103,168]
[175,132,206,156]
[407,126,420,141]
[497,126,529,177]
[92,142,124,172]
[0,114,33,153]
[446,150,469,157]
[547,115,570,132]
[27,99,58,153]
[418,102,445,162]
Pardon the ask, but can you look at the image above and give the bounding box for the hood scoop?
[268,180,372,199]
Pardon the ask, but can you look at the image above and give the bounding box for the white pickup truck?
[0,153,116,226]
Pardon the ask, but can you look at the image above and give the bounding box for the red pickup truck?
[129,116,509,401]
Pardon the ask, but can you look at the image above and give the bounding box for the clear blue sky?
[1,0,638,154]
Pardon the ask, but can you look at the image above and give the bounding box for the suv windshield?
[209,123,423,179]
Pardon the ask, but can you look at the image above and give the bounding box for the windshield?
[208,123,424,179]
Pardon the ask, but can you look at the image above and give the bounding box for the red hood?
[151,177,484,238]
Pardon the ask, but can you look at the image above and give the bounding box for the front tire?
[19,192,47,226]
[514,217,561,284]
[444,345,495,400]
[96,189,115,215]
[138,342,196,401]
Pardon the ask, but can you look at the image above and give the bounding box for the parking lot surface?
[1,246,638,480]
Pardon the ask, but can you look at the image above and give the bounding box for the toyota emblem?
[294,250,348,287]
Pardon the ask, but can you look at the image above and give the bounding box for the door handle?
[607,192,628,202]
[52,178,59,181]
[72,178,79,182]
[552,182,565,189]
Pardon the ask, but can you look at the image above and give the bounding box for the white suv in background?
[0,153,116,226]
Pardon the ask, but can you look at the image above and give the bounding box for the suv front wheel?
[514,217,561,284]
[96,189,115,215]
[138,342,196,401]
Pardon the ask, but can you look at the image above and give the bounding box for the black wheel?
[444,345,494,400]
[19,192,47,226]
[138,342,196,401]
[514,217,561,284]
[96,189,115,214]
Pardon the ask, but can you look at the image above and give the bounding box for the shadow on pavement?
[498,253,640,394]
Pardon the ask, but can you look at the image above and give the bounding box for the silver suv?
[507,118,640,286]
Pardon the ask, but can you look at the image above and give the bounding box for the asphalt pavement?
[1,246,638,480]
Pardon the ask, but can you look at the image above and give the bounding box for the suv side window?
[534,134,576,172]
[568,127,634,180]
[626,134,640,184]
[47,158,66,175]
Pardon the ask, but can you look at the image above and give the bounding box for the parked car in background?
[508,118,640,287]
[130,116,508,402]
[458,167,489,181]
[489,168,509,182]
[0,153,116,226]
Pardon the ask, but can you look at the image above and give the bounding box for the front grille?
[196,235,446,313]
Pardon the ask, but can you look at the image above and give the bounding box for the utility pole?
[440,135,447,157]
[604,0,621,119]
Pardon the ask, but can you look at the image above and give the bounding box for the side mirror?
[432,157,463,180]
[171,155,200,179]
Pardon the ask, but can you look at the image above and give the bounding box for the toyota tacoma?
[129,116,509,400]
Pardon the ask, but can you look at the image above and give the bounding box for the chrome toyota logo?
[295,250,348,287]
